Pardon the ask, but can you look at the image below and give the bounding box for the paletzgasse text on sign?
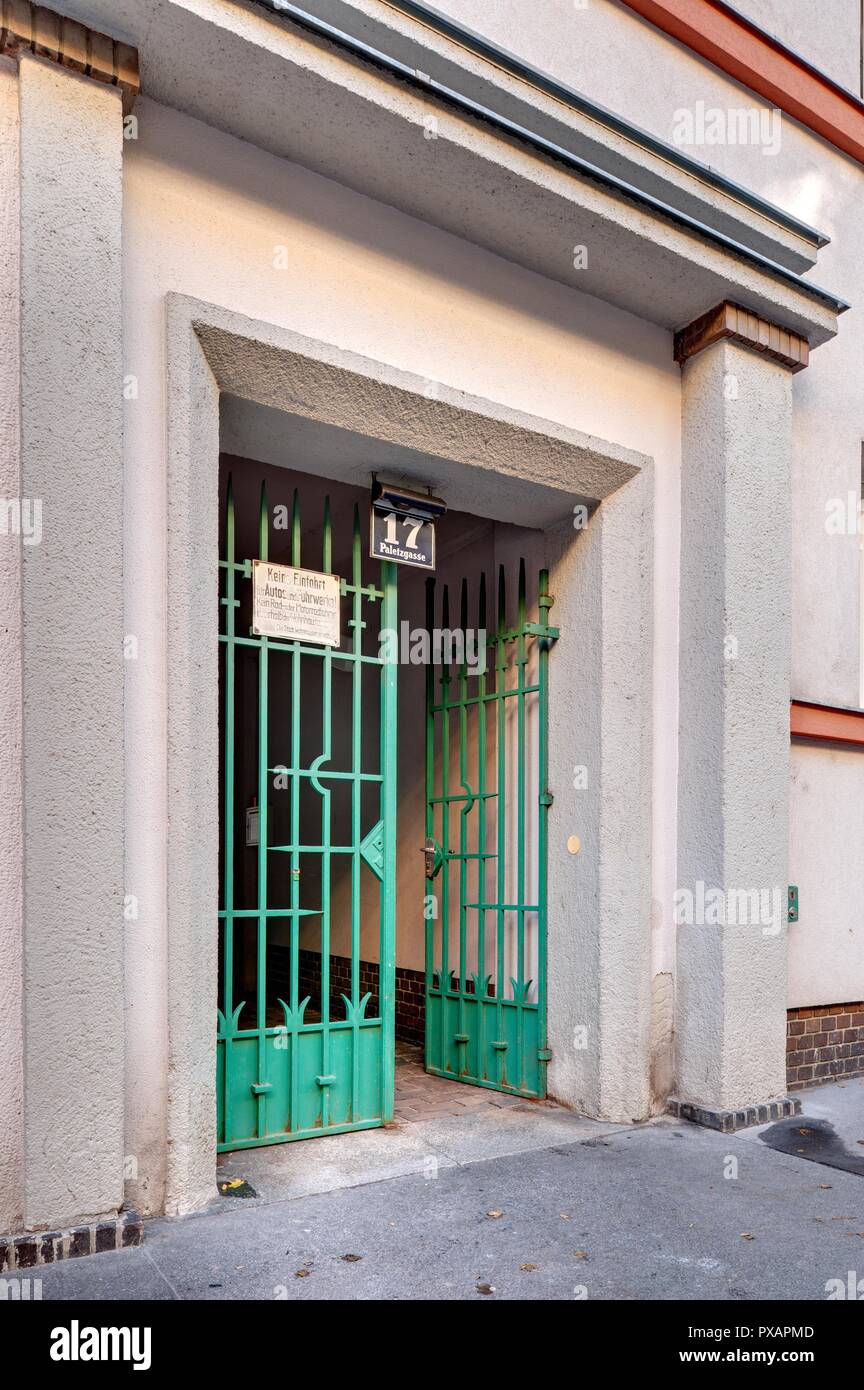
[252,561,341,647]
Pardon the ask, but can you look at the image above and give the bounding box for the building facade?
[1,0,863,1254]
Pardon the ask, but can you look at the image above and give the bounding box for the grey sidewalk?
[29,1076,864,1302]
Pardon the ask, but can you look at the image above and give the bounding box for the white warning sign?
[252,561,340,648]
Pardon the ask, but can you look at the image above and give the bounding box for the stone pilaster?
[673,303,800,1124]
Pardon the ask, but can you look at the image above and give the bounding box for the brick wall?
[394,966,425,1045]
[271,946,425,1045]
[787,1003,864,1090]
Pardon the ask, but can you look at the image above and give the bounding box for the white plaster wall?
[728,0,862,96]
[0,56,24,1236]
[122,94,679,1205]
[789,744,864,1006]
[437,0,863,101]
[435,0,864,710]
[436,0,864,1015]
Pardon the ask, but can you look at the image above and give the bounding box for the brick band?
[667,1096,800,1133]
[787,1002,864,1089]
[0,1209,143,1269]
[0,1,139,112]
[791,700,864,746]
[674,300,809,373]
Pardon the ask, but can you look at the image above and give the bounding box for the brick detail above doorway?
[787,1003,864,1089]
[674,301,810,373]
[0,1,139,112]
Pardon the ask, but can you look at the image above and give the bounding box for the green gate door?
[217,476,397,1150]
[424,562,557,1098]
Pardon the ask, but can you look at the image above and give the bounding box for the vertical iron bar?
[256,482,270,1138]
[320,496,332,1128]
[222,475,236,1145]
[424,577,436,1071]
[457,578,469,1071]
[322,494,332,574]
[291,488,301,568]
[494,565,507,1084]
[537,568,552,1097]
[350,504,363,1118]
[380,558,398,1121]
[516,558,527,1092]
[476,572,488,1072]
[440,584,451,1052]
[289,490,301,1128]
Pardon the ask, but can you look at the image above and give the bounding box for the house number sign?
[370,506,436,570]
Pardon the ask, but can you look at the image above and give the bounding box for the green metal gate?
[424,561,557,1098]
[217,475,397,1150]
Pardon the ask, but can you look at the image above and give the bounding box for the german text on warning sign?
[252,561,341,647]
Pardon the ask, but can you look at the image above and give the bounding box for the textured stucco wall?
[436,0,863,101]
[1,0,856,1228]
[434,0,864,711]
[730,0,862,95]
[164,322,221,1217]
[438,0,864,1041]
[676,341,792,1110]
[789,744,864,1006]
[122,97,679,1209]
[18,55,125,1230]
[0,56,24,1236]
[546,461,654,1122]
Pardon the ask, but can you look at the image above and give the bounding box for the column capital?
[0,1,139,113]
[674,300,809,374]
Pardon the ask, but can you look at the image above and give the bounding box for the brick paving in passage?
[393,1041,552,1122]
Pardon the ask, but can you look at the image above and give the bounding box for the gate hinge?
[537,1049,553,1062]
[525,622,560,641]
[539,792,553,807]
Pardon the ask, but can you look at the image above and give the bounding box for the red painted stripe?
[620,0,864,167]
[791,701,864,746]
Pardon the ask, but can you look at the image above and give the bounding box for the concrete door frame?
[162,292,654,1215]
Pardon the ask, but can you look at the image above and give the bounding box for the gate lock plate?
[423,837,443,879]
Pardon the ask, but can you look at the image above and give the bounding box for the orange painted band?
[791,701,864,747]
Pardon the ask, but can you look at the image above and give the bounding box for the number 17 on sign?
[370,506,436,570]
